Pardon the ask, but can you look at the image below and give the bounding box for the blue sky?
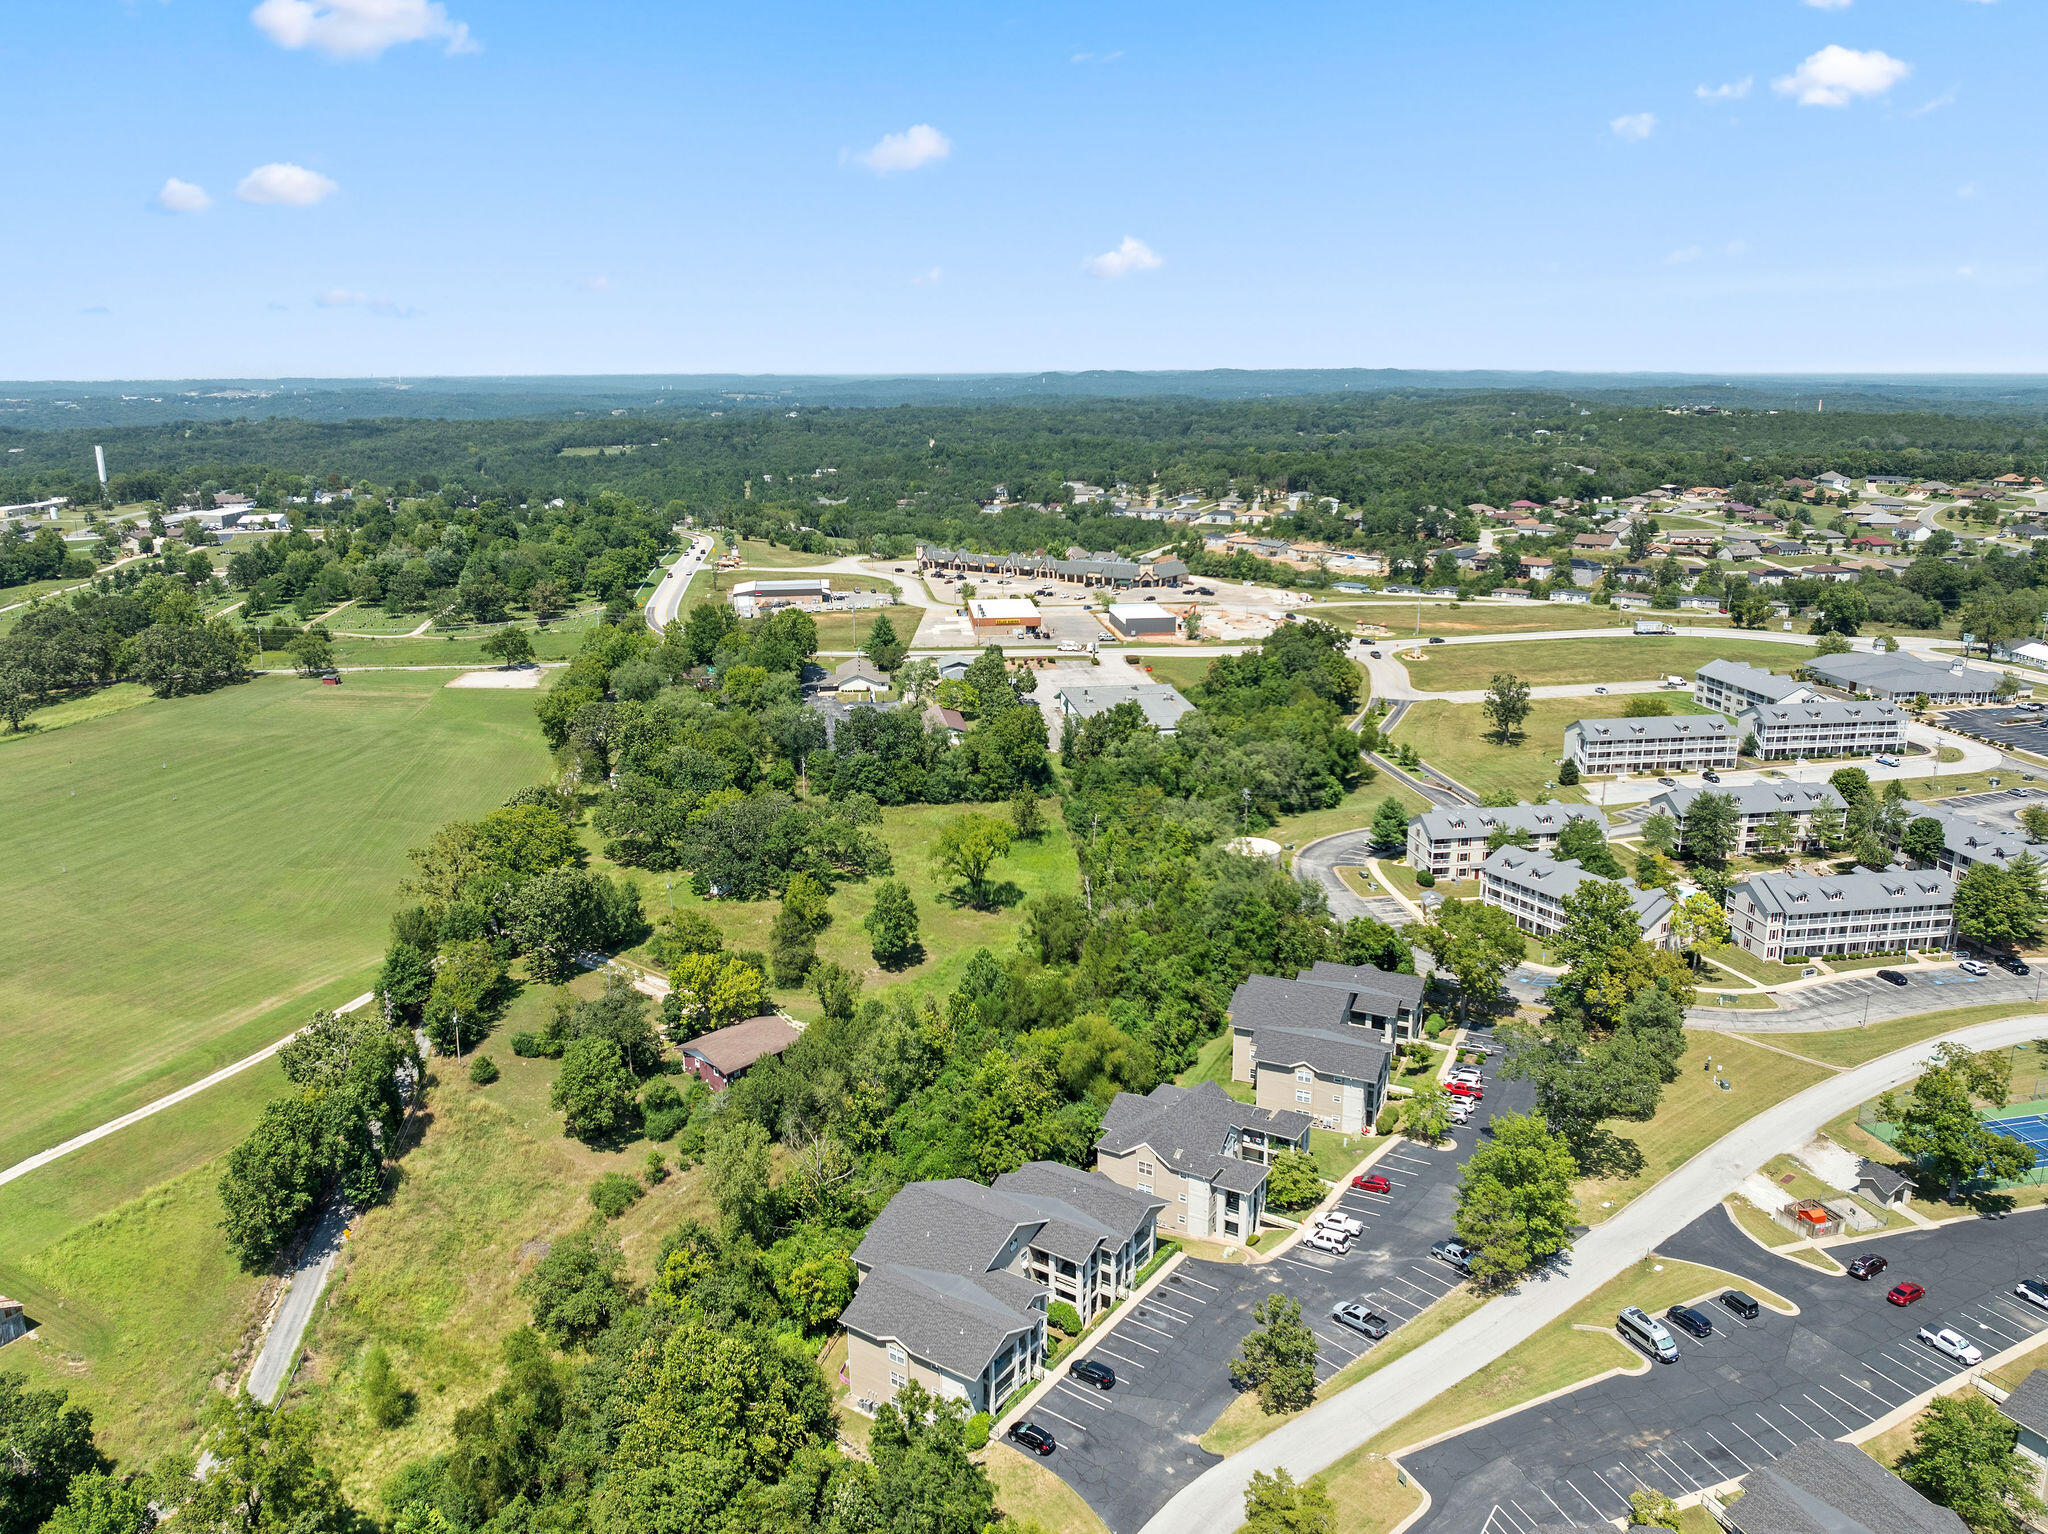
[5,0,2043,377]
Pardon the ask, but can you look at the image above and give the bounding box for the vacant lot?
[1391,695,1726,802]
[1401,635,1814,694]
[1322,603,1732,638]
[0,671,551,1170]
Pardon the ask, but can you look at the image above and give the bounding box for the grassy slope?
[984,1444,1110,1534]
[1403,635,1815,693]
[1739,1000,2048,1070]
[1392,696,1714,802]
[0,671,551,1170]
[1317,604,1668,637]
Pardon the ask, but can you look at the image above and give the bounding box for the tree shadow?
[935,880,1025,913]
[876,942,928,973]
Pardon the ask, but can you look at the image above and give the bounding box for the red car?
[1444,1080,1484,1100]
[1351,1172,1393,1195]
[1887,1282,1926,1307]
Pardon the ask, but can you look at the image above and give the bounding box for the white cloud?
[1803,0,1853,9]
[1071,50,1123,64]
[1665,246,1703,265]
[1084,236,1163,279]
[1609,112,1656,140]
[1695,77,1752,102]
[578,275,612,293]
[1773,45,1910,107]
[315,288,413,317]
[912,267,943,286]
[237,162,339,205]
[251,0,477,60]
[156,177,211,213]
[1911,91,1956,117]
[852,124,951,174]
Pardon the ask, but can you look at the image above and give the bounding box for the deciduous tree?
[1453,1111,1579,1284]
[1482,672,1532,743]
[1899,1392,2046,1534]
[1229,1295,1319,1414]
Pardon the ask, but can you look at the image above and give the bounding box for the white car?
[1448,1067,1483,1084]
[1056,641,1083,653]
[1919,1326,1983,1365]
[1447,1101,1474,1123]
[1875,754,1901,767]
[1303,1228,1350,1255]
[2016,1279,2048,1312]
[1959,960,1989,976]
[1316,1211,1364,1238]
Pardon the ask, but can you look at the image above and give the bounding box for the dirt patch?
[446,667,543,690]
[1791,1134,1861,1191]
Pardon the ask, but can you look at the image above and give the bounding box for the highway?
[643,531,713,630]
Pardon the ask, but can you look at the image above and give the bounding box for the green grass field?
[0,671,552,1171]
[1321,603,1735,638]
[1391,696,1720,802]
[1401,635,1815,694]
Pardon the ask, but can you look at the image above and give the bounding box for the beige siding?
[1255,1062,1366,1135]
[1232,1026,1256,1082]
[845,1331,972,1414]
[1097,1144,1203,1237]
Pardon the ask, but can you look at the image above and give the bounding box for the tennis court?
[1990,1112,2048,1155]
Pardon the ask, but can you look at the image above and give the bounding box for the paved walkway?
[1138,1012,2048,1534]
[0,991,374,1190]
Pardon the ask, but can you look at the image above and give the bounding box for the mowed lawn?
[0,671,551,1171]
[1318,603,1731,638]
[1401,635,1816,694]
[1387,695,1671,802]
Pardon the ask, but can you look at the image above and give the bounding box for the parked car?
[1068,1358,1115,1390]
[2006,957,2033,976]
[1304,1228,1350,1255]
[1447,1102,1474,1125]
[1666,1304,1713,1339]
[1720,1290,1761,1320]
[1877,969,1910,986]
[1369,650,1383,659]
[1658,776,1677,787]
[1332,1302,1389,1339]
[1431,1239,1474,1273]
[1875,754,1902,767]
[1960,959,1990,976]
[1057,641,1083,653]
[1887,1281,1926,1307]
[1351,1172,1393,1194]
[1448,1069,1483,1087]
[1444,1080,1483,1099]
[1920,1326,1983,1365]
[1316,1211,1364,1239]
[1846,1253,1889,1280]
[1701,769,1721,783]
[2015,1278,2048,1312]
[1008,1421,1056,1455]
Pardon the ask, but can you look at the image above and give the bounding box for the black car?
[1068,1358,1115,1390]
[1720,1289,1761,1320]
[1666,1303,1713,1339]
[1701,770,1721,783]
[2005,957,2033,976]
[1847,1253,1889,1280]
[1876,969,1910,986]
[1369,650,1384,659]
[1428,636,1445,645]
[1007,1421,1056,1455]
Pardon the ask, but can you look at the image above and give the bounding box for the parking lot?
[1036,1032,1533,1534]
[1693,963,2045,1033]
[1944,708,2048,756]
[1400,1204,2048,1533]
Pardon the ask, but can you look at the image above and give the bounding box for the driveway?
[1399,1205,2048,1532]
[1040,1035,1534,1534]
[1293,830,1419,927]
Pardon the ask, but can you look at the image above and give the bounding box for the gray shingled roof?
[1648,782,1844,820]
[1570,713,1736,743]
[1252,1024,1391,1084]
[1481,848,1674,930]
[1051,681,1195,732]
[1911,807,2030,867]
[1739,698,1902,729]
[992,1162,1164,1247]
[838,1263,1040,1379]
[1735,869,1954,918]
[1095,1082,1310,1188]
[1296,961,1426,1012]
[1227,974,1356,1035]
[1727,1436,1967,1534]
[1803,651,2002,697]
[1408,803,1608,844]
[1998,1369,2048,1437]
[1857,1160,1912,1200]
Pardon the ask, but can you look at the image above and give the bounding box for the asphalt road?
[245,1197,352,1404]
[1400,1204,2048,1533]
[1691,964,2048,1033]
[643,531,711,629]
[1292,830,1417,928]
[1039,1033,1534,1534]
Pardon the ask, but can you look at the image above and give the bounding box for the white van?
[1618,1305,1679,1363]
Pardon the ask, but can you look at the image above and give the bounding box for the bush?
[1557,758,1581,786]
[644,1149,669,1185]
[588,1172,644,1219]
[964,1412,992,1452]
[511,1031,545,1058]
[643,1104,690,1142]
[1047,1300,1083,1336]
[1246,1232,1264,1248]
[1424,1012,1449,1039]
[360,1344,413,1428]
[1415,869,1436,888]
[468,1056,500,1085]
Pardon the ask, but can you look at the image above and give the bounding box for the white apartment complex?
[1479,847,1674,946]
[1693,658,1815,715]
[1726,869,1955,961]
[1563,713,1739,775]
[1645,782,1845,856]
[1733,698,1905,761]
[1406,803,1610,879]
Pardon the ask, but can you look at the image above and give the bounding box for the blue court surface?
[1990,1113,2048,1153]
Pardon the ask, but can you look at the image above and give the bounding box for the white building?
[1563,713,1739,775]
[1479,847,1673,945]
[1734,698,1906,760]
[1644,782,1845,856]
[1693,659,1815,715]
[1726,869,1955,961]
[1801,652,2003,705]
[1406,803,1609,880]
[1906,806,2032,875]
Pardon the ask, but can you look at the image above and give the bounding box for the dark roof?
[1252,1024,1392,1083]
[992,1161,1164,1248]
[839,1264,1040,1379]
[1856,1159,1912,1199]
[1096,1082,1310,1187]
[681,1015,800,1075]
[1999,1370,2048,1437]
[1727,1437,1967,1534]
[1295,961,1426,1012]
[1227,974,1356,1036]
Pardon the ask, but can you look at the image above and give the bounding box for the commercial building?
[915,544,1187,589]
[1693,659,1816,715]
[966,597,1043,640]
[839,1163,1162,1417]
[1478,848,1673,945]
[731,577,830,615]
[1644,782,1845,856]
[1094,1082,1310,1242]
[1049,680,1195,735]
[1562,713,1739,775]
[1406,803,1610,880]
[1801,651,2003,704]
[1734,698,1905,760]
[1102,603,1181,640]
[1726,869,1955,961]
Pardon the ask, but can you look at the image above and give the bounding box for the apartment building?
[1479,847,1673,945]
[1562,713,1739,775]
[839,1162,1162,1416]
[1734,698,1905,760]
[1906,806,2032,875]
[1094,1082,1311,1242]
[1644,782,1845,856]
[1726,869,1955,961]
[1225,968,1403,1133]
[1406,803,1610,880]
[1693,658,1816,715]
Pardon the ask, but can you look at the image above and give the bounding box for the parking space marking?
[1123,1317,1179,1339]
[1858,1359,1914,1396]
[1170,1273,1220,1294]
[1987,1295,2047,1330]
[1730,1420,1774,1459]
[1648,1448,1695,1490]
[1840,1372,1899,1408]
[1537,1486,1573,1524]
[1689,1437,1738,1477]
[1880,1347,1949,1385]
[1563,1476,1613,1519]
[1143,1295,1196,1322]
[1309,1327,1365,1361]
[1754,1413,1801,1450]
[1034,1405,1087,1433]
[1507,1498,1542,1532]
[1802,1393,1855,1432]
[1960,1307,2028,1343]
[1055,1385,1109,1411]
[1702,1429,1752,1473]
[1813,1380,1871,1422]
[1093,1347,1146,1370]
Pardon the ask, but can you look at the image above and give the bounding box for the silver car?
[1331,1302,1389,1339]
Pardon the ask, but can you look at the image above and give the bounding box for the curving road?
[643,531,714,630]
[1139,1012,2048,1534]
